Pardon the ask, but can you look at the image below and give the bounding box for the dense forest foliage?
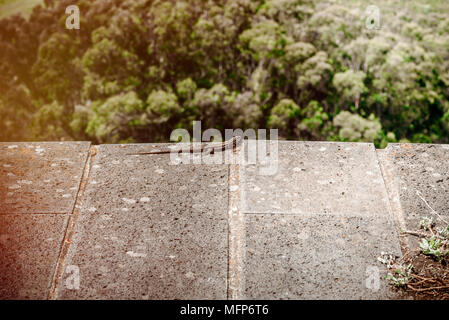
[1,0,448,146]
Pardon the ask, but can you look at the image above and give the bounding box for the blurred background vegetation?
[0,0,43,19]
[0,0,448,147]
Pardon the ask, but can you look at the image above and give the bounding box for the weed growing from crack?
[378,217,449,298]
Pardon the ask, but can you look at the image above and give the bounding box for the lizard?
[126,135,242,155]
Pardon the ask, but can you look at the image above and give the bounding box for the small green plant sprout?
[385,264,414,288]
[419,216,434,231]
[419,237,444,259]
[437,225,449,239]
[377,251,396,269]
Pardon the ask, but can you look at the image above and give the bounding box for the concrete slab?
[242,141,402,299]
[0,214,69,299]
[0,142,91,214]
[244,214,401,299]
[55,144,229,299]
[243,141,391,215]
[381,143,449,237]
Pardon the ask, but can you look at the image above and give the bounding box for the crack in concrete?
[227,145,245,299]
[376,148,411,254]
[47,146,97,299]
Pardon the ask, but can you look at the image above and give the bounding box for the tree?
[333,111,381,142]
[0,0,448,145]
[83,91,145,143]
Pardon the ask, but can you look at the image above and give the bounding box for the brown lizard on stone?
[126,135,242,155]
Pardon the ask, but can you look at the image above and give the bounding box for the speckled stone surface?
[1,140,426,300]
[244,214,401,299]
[55,144,229,299]
[242,141,402,299]
[243,141,391,215]
[0,214,69,299]
[381,143,449,233]
[0,142,91,214]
